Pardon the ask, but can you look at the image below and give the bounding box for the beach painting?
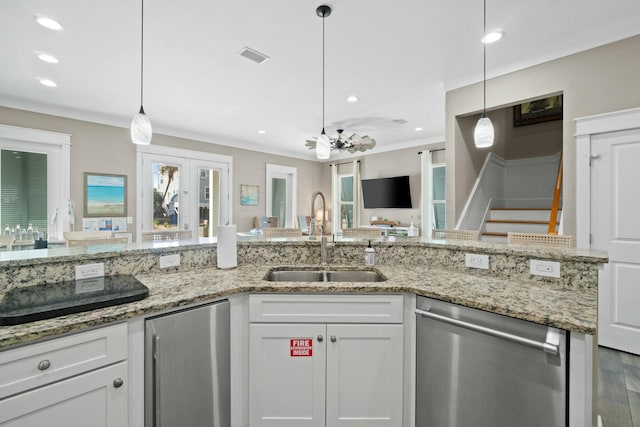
[84,173,127,217]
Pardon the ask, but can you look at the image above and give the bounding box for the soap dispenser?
[364,240,376,265]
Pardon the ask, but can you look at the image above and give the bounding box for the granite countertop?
[0,263,597,349]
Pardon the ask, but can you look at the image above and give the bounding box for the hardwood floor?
[599,346,640,427]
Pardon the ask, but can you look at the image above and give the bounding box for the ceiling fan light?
[316,131,331,159]
[474,114,494,148]
[131,107,152,145]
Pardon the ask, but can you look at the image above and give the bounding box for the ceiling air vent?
[240,47,270,64]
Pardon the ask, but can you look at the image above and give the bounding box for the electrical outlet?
[75,263,104,280]
[530,259,560,278]
[465,253,489,269]
[159,254,180,269]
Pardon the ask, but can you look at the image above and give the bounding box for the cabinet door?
[249,324,326,427]
[0,361,128,427]
[326,324,403,427]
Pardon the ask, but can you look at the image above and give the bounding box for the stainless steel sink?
[265,269,386,282]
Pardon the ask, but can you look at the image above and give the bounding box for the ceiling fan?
[305,129,376,154]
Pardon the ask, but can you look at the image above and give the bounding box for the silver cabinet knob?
[38,360,51,371]
[330,335,337,343]
[317,335,324,342]
[113,378,124,388]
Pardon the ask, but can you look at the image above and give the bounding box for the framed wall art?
[513,94,563,127]
[240,184,259,206]
[84,172,127,217]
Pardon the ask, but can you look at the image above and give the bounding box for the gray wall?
[446,34,640,235]
[0,106,327,236]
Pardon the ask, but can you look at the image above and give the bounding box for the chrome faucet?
[309,190,326,239]
[310,190,332,265]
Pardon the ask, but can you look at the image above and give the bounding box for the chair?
[432,229,480,241]
[0,235,15,251]
[67,237,129,247]
[142,230,193,242]
[341,228,383,239]
[64,231,114,247]
[262,228,303,237]
[507,232,575,248]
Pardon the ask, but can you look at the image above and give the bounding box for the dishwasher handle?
[152,335,161,427]
[415,308,560,355]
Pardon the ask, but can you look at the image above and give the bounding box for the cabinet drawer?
[249,294,403,324]
[0,323,127,399]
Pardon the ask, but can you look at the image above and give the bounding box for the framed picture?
[84,172,127,217]
[240,184,259,206]
[513,95,563,127]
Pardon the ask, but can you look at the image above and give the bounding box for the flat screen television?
[361,175,412,209]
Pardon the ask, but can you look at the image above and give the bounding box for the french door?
[137,146,231,241]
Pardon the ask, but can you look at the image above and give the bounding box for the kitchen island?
[0,238,606,427]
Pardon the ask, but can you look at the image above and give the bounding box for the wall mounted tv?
[361,175,412,209]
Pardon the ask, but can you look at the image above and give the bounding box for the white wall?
[446,34,640,236]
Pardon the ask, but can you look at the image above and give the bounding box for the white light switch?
[465,253,489,269]
[530,259,560,278]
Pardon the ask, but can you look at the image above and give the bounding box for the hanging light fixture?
[131,0,152,145]
[474,0,494,148]
[315,4,332,160]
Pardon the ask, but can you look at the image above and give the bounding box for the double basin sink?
[265,268,386,283]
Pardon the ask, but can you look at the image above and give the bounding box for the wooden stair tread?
[482,232,508,237]
[485,219,554,225]
[490,207,562,211]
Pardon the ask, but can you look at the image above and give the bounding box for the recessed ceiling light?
[257,130,266,134]
[37,53,59,64]
[482,31,503,44]
[346,95,359,103]
[39,79,57,87]
[414,127,423,131]
[35,15,63,31]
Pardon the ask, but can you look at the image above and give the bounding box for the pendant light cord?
[321,11,325,132]
[140,0,145,109]
[483,0,486,114]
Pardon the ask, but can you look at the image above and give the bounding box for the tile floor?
[598,346,640,427]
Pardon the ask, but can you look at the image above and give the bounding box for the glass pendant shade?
[131,106,152,145]
[316,130,331,160]
[474,113,494,148]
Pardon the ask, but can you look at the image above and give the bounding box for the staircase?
[482,208,561,242]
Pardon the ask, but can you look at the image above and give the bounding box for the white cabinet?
[249,295,404,427]
[0,323,128,427]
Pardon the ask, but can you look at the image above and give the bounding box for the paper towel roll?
[217,225,237,269]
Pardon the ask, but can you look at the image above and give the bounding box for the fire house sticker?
[290,338,312,357]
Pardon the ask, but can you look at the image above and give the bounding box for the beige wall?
[446,35,640,235]
[0,106,327,236]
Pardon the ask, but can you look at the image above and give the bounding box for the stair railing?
[548,152,563,234]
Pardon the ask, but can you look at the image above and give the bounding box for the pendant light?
[315,5,332,160]
[474,0,494,148]
[131,0,152,145]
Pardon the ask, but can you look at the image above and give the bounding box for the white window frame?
[432,163,446,230]
[339,174,355,229]
[266,164,297,228]
[0,124,71,240]
[136,145,232,241]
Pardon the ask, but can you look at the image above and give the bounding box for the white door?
[249,323,326,427]
[192,159,230,238]
[591,128,640,355]
[0,362,128,426]
[325,324,404,427]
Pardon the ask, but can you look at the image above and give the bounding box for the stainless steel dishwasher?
[416,296,567,427]
[145,300,230,427]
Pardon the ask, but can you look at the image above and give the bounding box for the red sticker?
[290,338,313,357]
